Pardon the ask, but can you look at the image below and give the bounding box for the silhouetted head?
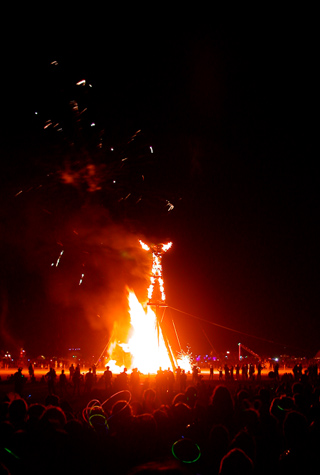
[41,406,67,429]
[9,398,28,428]
[283,410,308,449]
[219,448,254,474]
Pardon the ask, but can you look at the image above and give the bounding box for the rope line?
[167,305,308,352]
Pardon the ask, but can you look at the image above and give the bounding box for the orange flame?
[106,240,192,375]
[107,290,174,373]
[106,289,192,375]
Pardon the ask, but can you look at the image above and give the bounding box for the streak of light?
[51,61,58,66]
[15,190,23,197]
[91,123,95,127]
[76,79,86,86]
[150,146,153,153]
[128,130,141,143]
[54,250,64,267]
[172,320,182,351]
[79,273,85,285]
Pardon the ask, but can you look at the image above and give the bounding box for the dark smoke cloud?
[0,178,153,356]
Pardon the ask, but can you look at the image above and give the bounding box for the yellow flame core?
[106,240,192,375]
[139,240,150,251]
[108,290,174,374]
[162,242,172,252]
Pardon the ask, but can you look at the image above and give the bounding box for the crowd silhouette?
[1,363,320,474]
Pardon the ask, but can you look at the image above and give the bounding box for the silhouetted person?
[8,398,28,431]
[208,385,235,434]
[209,364,214,380]
[224,364,230,381]
[242,363,248,380]
[72,365,81,395]
[46,367,57,394]
[175,366,181,390]
[192,365,199,384]
[103,365,112,393]
[92,363,97,382]
[84,368,94,394]
[59,369,68,397]
[130,368,141,400]
[257,362,262,380]
[13,367,25,396]
[166,368,175,399]
[235,364,240,380]
[249,364,255,380]
[142,388,158,414]
[180,369,187,392]
[117,367,129,390]
[28,363,35,383]
[69,363,75,381]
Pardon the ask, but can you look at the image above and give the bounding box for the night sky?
[0,15,318,360]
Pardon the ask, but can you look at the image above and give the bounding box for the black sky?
[0,15,318,359]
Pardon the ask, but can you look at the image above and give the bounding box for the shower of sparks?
[23,59,175,217]
[177,349,193,373]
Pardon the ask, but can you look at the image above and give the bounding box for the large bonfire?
[106,241,192,374]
